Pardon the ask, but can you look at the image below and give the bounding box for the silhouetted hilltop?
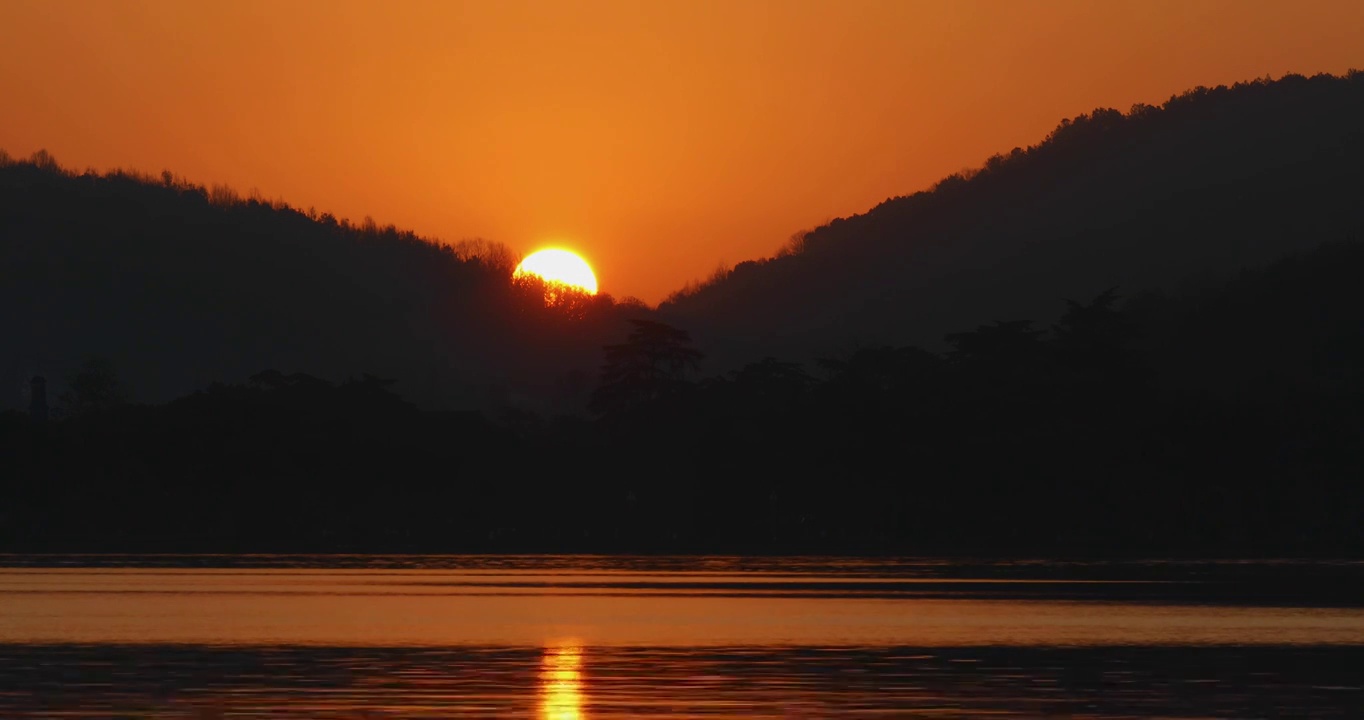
[660,72,1364,367]
[0,152,634,412]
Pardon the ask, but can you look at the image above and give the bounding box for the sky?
[2,0,1361,303]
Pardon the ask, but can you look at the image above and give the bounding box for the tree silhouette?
[57,355,127,417]
[731,357,811,398]
[513,274,600,318]
[589,319,703,416]
[1051,289,1146,390]
[944,320,1044,368]
[818,346,942,394]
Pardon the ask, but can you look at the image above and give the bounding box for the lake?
[0,555,1361,717]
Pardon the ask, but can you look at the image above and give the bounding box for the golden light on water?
[539,643,585,720]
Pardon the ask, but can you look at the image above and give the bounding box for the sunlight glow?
[514,249,599,295]
[539,643,585,720]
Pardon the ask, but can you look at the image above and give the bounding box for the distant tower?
[29,376,48,422]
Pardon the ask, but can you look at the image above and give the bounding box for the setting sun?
[514,249,599,295]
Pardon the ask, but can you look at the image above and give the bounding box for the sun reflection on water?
[539,643,585,720]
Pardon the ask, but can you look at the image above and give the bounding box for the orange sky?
[2,0,1361,303]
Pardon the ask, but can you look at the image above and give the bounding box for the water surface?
[1,555,1360,717]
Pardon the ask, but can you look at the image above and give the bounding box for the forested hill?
[5,76,1364,553]
[660,72,1364,366]
[0,154,636,412]
[5,71,1364,414]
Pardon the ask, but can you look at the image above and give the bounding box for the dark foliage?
[590,319,704,416]
[2,262,1361,555]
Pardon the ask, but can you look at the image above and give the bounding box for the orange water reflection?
[4,567,1364,648]
[540,643,585,720]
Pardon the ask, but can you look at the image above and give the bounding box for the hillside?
[660,72,1364,367]
[5,72,1364,415]
[0,155,632,412]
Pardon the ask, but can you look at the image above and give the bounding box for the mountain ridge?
[4,71,1363,410]
[660,71,1364,366]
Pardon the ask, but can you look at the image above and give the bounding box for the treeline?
[3,262,1360,555]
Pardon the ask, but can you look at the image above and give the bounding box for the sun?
[514,248,599,295]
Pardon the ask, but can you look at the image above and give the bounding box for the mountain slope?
[661,72,1364,366]
[0,157,627,411]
